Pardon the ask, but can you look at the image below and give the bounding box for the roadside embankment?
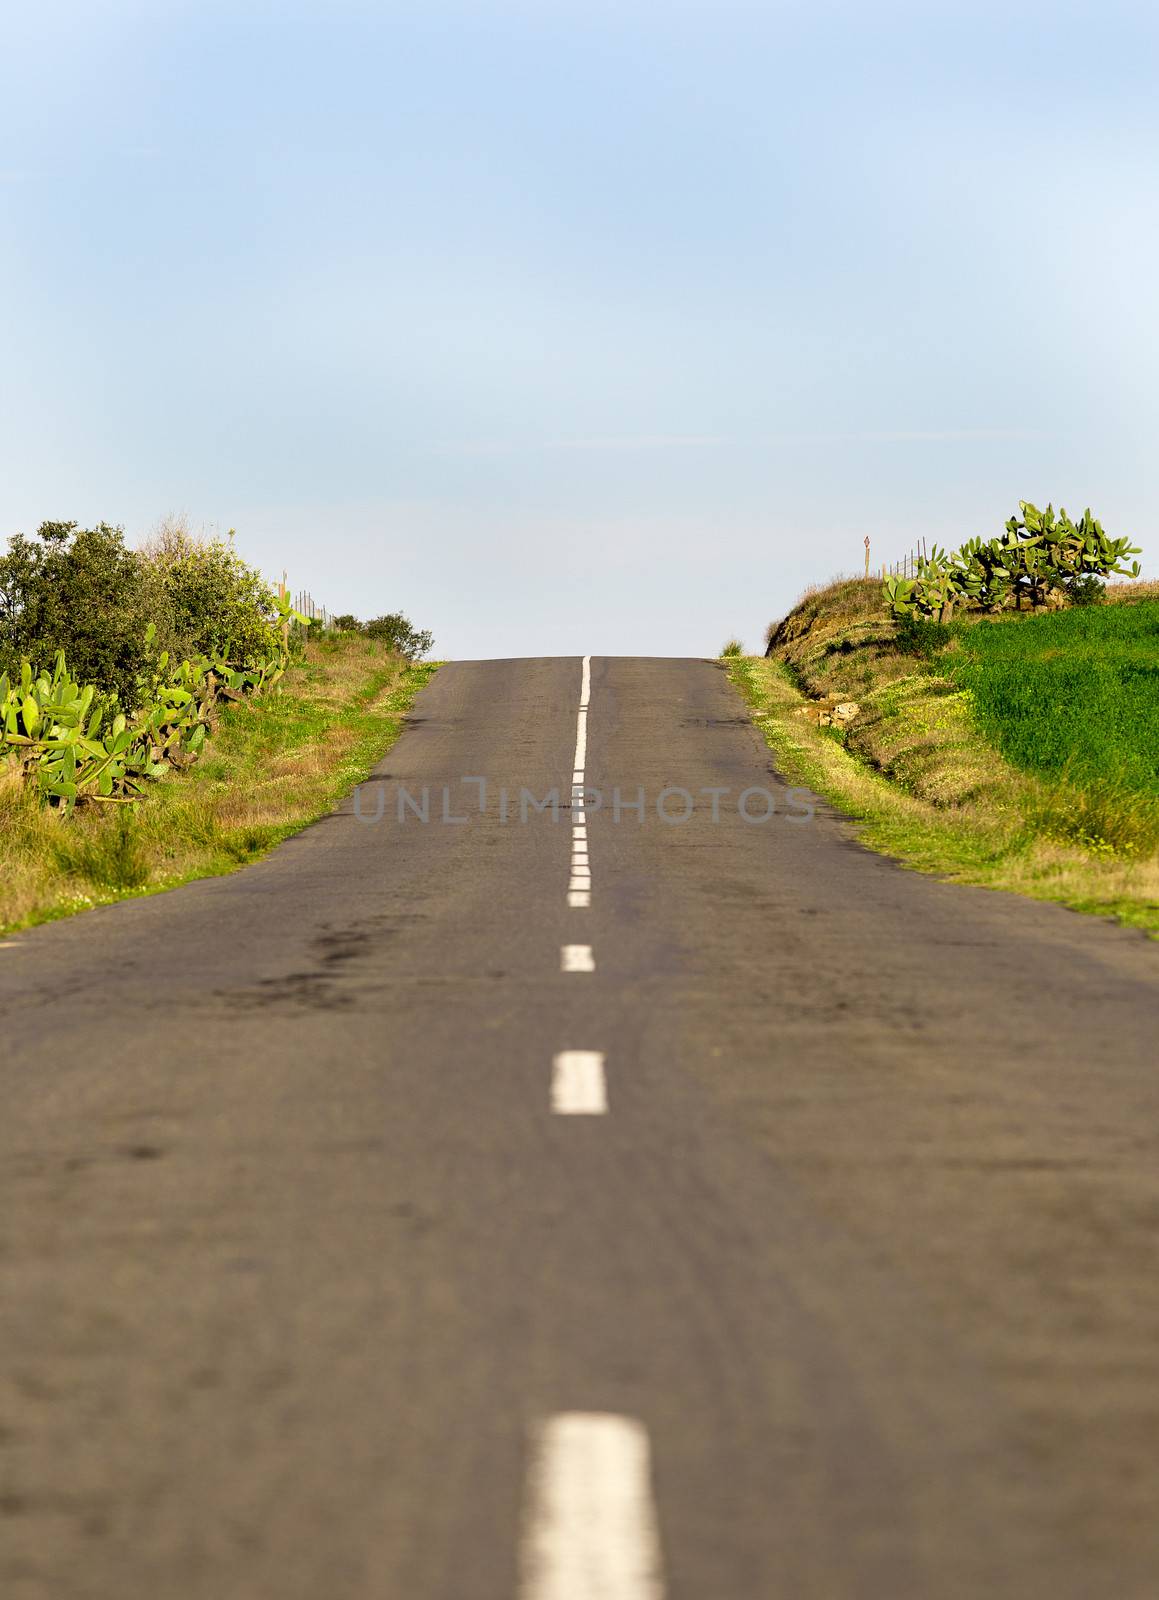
[729,578,1159,934]
[0,635,436,933]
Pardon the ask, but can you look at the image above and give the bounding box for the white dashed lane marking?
[544,665,659,1587]
[551,1051,607,1115]
[519,1413,665,1600]
[568,656,592,910]
[542,666,663,1590]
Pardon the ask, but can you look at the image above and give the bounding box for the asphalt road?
[2,656,1158,1599]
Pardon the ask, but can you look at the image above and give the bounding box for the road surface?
[2,656,1158,1598]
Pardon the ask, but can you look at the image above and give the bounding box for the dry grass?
[1106,577,1159,605]
[0,635,436,933]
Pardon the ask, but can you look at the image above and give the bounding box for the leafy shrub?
[0,518,287,708]
[364,613,434,657]
[894,615,960,660]
[1064,574,1106,607]
[331,614,363,633]
[0,521,153,710]
[144,527,281,664]
[719,638,744,657]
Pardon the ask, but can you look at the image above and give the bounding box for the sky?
[1,0,1156,659]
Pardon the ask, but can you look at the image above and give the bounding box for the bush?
[1064,574,1106,607]
[0,518,288,709]
[0,521,152,709]
[894,614,960,660]
[143,525,281,664]
[719,638,744,657]
[331,614,363,633]
[364,613,434,657]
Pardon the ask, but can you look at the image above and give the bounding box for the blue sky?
[2,0,1156,657]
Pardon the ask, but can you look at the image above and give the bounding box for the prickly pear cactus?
[0,605,308,812]
[885,504,1142,621]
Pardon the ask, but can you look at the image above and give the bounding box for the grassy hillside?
[730,579,1159,933]
[949,603,1158,796]
[0,634,436,934]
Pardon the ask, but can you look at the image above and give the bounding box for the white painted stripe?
[568,656,594,907]
[520,1413,664,1600]
[551,1052,607,1115]
[561,944,595,973]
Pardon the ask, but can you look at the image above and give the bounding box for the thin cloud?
[428,435,725,457]
[778,428,1050,444]
[859,428,1049,443]
[429,430,1044,458]
[542,434,724,452]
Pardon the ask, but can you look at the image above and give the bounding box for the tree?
[364,613,434,657]
[0,521,151,708]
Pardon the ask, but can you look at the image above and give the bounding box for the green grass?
[947,604,1159,800]
[0,635,437,933]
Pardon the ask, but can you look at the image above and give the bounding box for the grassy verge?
[729,579,1159,935]
[0,634,437,934]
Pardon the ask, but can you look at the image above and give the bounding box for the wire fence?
[292,590,333,630]
[865,537,929,580]
[275,571,335,633]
